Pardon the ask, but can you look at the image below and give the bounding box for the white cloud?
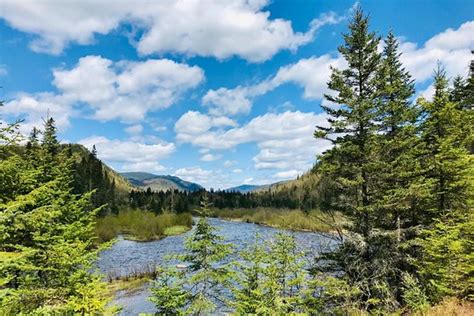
[175,111,237,139]
[200,153,222,162]
[4,56,204,127]
[202,54,344,116]
[202,87,253,116]
[223,160,237,168]
[202,20,473,117]
[0,65,8,76]
[125,124,143,135]
[233,168,243,173]
[78,135,175,172]
[175,110,331,172]
[53,56,204,122]
[1,92,74,135]
[0,0,341,62]
[400,21,474,82]
[273,169,300,179]
[174,166,212,185]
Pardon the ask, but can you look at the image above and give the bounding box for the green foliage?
[95,210,193,242]
[230,235,267,314]
[149,267,189,315]
[401,273,429,312]
[150,197,232,314]
[416,214,473,302]
[214,208,346,232]
[313,7,473,314]
[0,119,111,313]
[315,7,381,237]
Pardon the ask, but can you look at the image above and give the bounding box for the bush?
[95,210,193,242]
[213,208,345,232]
[401,273,429,313]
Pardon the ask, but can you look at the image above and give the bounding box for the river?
[97,217,337,315]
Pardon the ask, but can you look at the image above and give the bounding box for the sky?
[0,0,473,189]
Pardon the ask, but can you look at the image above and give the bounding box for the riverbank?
[212,208,346,233]
[95,210,193,243]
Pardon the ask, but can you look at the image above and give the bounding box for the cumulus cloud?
[1,92,74,135]
[202,54,344,116]
[200,153,222,162]
[174,166,213,186]
[2,56,204,128]
[0,0,341,62]
[79,135,175,172]
[54,56,204,122]
[125,124,143,135]
[175,110,331,172]
[273,169,300,179]
[400,21,474,82]
[202,20,473,116]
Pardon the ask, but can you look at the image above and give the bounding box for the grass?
[213,208,346,233]
[95,210,193,243]
[106,277,150,297]
[423,298,474,316]
[164,225,190,236]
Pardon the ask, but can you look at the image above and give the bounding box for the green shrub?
[95,210,193,242]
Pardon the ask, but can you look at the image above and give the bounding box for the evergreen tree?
[0,119,110,314]
[230,235,267,314]
[315,7,381,237]
[417,67,471,216]
[41,117,59,156]
[415,67,473,302]
[374,31,420,229]
[150,196,231,314]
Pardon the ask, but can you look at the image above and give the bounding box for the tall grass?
[95,210,193,243]
[213,208,345,232]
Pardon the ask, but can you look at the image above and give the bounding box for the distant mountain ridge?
[225,181,289,193]
[121,172,203,192]
[224,184,263,193]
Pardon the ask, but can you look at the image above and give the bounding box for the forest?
[0,7,472,315]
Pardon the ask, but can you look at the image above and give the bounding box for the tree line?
[128,182,321,213]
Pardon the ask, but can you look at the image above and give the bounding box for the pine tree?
[263,233,306,313]
[230,235,267,314]
[315,7,381,237]
[415,67,473,302]
[150,196,231,314]
[418,67,471,216]
[41,117,59,156]
[374,31,420,229]
[0,119,110,314]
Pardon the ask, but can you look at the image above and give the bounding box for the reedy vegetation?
[95,210,193,243]
[151,8,473,315]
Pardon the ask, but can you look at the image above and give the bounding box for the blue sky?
[1,0,473,189]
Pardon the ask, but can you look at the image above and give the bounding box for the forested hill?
[121,172,203,192]
[68,144,134,214]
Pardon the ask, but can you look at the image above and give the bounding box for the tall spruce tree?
[415,68,473,302]
[418,67,471,216]
[314,9,415,312]
[373,31,420,230]
[315,7,381,237]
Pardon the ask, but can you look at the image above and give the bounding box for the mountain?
[121,172,203,192]
[225,181,289,193]
[225,184,263,193]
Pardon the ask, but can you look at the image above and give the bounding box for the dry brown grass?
[423,298,474,316]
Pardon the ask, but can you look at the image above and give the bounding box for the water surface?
[97,217,337,315]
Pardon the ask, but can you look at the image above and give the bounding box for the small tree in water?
[150,195,232,315]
